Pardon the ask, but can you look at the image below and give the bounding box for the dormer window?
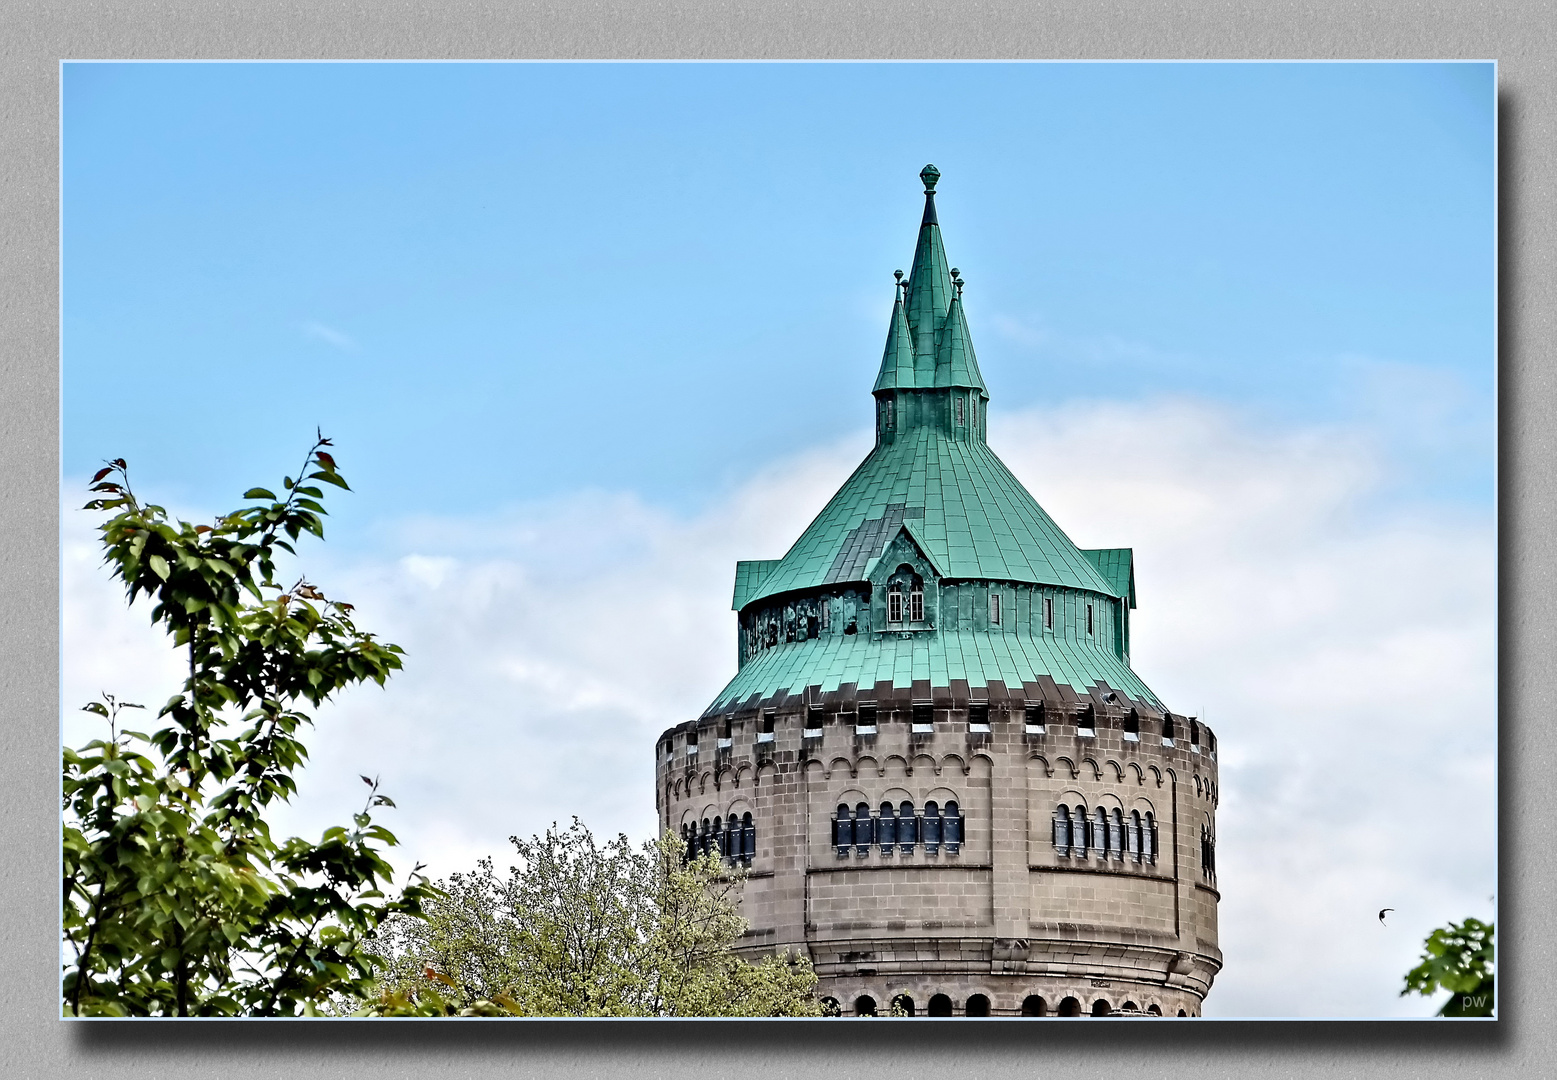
[888,584,904,624]
[910,582,924,622]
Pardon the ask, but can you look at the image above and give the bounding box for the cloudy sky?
[62,61,1495,1018]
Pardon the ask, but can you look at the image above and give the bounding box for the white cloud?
[302,320,359,352]
[61,397,1493,1018]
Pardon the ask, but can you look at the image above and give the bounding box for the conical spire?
[905,164,953,383]
[873,271,916,391]
[933,273,987,392]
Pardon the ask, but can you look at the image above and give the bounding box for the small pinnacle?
[920,164,940,192]
[894,269,904,283]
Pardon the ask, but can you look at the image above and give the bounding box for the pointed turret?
[905,165,953,384]
[933,274,987,392]
[873,271,916,391]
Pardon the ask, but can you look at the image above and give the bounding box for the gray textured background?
[3,2,1551,1076]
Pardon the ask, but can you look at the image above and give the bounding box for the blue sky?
[64,62,1493,537]
[62,63,1497,1018]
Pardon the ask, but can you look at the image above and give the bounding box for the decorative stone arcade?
[657,167,1221,1018]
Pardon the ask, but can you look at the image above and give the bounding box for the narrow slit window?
[1043,596,1053,630]
[1146,812,1158,863]
[955,396,965,426]
[1095,807,1110,858]
[819,597,830,630]
[923,801,942,852]
[1086,603,1094,635]
[1053,805,1071,855]
[899,800,918,851]
[854,802,874,853]
[878,802,897,849]
[944,801,962,852]
[834,804,852,854]
[741,812,755,863]
[1130,810,1143,862]
[1073,804,1089,857]
[1110,808,1124,860]
[990,591,1002,626]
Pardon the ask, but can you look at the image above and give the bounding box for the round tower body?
[656,169,1221,1018]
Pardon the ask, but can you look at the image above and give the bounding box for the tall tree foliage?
[358,820,820,1017]
[1402,917,1494,1017]
[62,437,430,1016]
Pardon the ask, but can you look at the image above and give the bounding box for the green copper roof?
[706,166,1166,713]
[742,425,1119,607]
[707,626,1163,713]
[1082,548,1136,609]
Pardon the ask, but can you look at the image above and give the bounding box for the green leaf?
[148,554,170,580]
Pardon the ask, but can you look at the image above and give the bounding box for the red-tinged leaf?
[195,525,212,534]
[110,458,126,469]
[92,466,114,483]
[315,451,336,470]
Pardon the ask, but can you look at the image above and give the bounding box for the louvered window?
[1073,804,1089,857]
[1024,702,1045,734]
[1110,808,1124,860]
[834,804,852,854]
[944,801,962,852]
[923,801,942,852]
[1053,805,1071,855]
[1095,807,1110,858]
[854,802,874,853]
[899,801,918,851]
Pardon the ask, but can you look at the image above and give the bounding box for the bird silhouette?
[1379,908,1394,925]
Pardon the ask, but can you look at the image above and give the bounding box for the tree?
[1402,917,1494,1017]
[356,819,821,1017]
[63,436,431,1016]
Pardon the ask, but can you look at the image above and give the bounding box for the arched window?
[923,801,942,852]
[1021,995,1047,1016]
[909,579,924,622]
[1146,811,1158,864]
[1073,804,1088,857]
[1110,808,1124,860]
[1094,807,1109,858]
[741,812,755,862]
[966,994,991,1017]
[711,816,724,859]
[699,818,711,858]
[1053,805,1071,856]
[834,804,852,854]
[1091,999,1112,1016]
[928,994,953,1017]
[878,801,898,849]
[888,584,904,624]
[944,801,962,852]
[899,800,917,851]
[1122,1000,1139,1013]
[1058,996,1082,1017]
[821,996,841,1017]
[1130,810,1143,862]
[1147,1004,1162,1016]
[854,801,874,853]
[891,993,915,1017]
[1177,1009,1187,1017]
[854,995,877,1017]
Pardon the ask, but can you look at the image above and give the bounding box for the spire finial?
[894,269,906,294]
[920,164,940,192]
[951,267,964,297]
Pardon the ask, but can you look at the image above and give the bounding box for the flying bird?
[1379,908,1394,925]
